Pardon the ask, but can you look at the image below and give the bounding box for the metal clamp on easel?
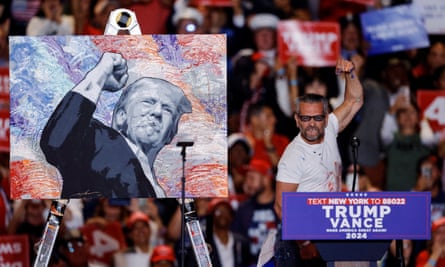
[33,199,69,267]
[104,8,141,35]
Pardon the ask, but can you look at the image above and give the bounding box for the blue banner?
[360,4,430,55]
[282,192,431,240]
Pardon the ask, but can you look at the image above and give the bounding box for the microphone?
[351,136,360,148]
[177,141,194,147]
[350,136,360,192]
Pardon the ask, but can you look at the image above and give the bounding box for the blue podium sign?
[282,192,431,240]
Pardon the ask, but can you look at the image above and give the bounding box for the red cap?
[244,159,272,178]
[432,217,445,232]
[126,211,149,229]
[151,245,176,263]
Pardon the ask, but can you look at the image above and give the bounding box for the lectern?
[282,192,431,267]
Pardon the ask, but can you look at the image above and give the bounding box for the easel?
[33,8,141,267]
[33,8,212,267]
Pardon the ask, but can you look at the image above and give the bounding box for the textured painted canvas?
[9,35,227,199]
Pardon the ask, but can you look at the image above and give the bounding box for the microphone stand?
[176,141,212,267]
[350,137,404,267]
[350,136,360,192]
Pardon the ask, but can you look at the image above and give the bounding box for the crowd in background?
[1,0,445,266]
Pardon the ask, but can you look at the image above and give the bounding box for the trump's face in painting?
[113,77,192,150]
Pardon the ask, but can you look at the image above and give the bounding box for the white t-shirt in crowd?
[276,113,342,192]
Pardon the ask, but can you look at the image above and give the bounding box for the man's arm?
[333,56,364,132]
[274,181,298,220]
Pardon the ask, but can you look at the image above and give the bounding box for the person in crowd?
[381,98,432,191]
[206,198,252,267]
[150,244,177,267]
[69,0,91,35]
[113,211,154,266]
[413,154,445,203]
[26,0,74,35]
[352,57,412,189]
[124,211,153,253]
[8,200,48,264]
[273,58,362,266]
[229,12,298,138]
[81,0,119,35]
[412,40,445,92]
[171,3,205,34]
[243,103,289,171]
[432,64,445,90]
[136,198,171,248]
[416,217,445,267]
[232,159,279,265]
[40,52,192,198]
[228,133,252,196]
[339,13,363,61]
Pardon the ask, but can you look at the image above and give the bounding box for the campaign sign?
[277,20,340,67]
[360,4,430,55]
[81,222,127,265]
[0,235,29,267]
[282,192,431,240]
[417,90,445,132]
[413,0,445,34]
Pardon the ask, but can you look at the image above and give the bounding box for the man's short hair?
[295,94,329,115]
[112,77,192,144]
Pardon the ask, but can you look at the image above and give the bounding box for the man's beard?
[302,126,324,142]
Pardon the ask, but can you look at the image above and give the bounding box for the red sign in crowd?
[0,235,29,267]
[417,90,445,132]
[81,222,127,266]
[277,20,340,67]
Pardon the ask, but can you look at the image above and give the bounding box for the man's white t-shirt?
[276,113,342,192]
